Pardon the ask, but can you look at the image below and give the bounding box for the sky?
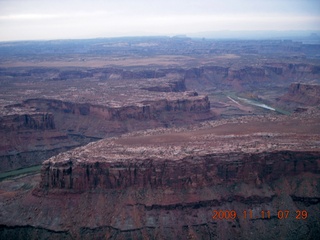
[0,0,319,41]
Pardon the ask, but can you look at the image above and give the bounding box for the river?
[228,95,276,111]
[237,97,276,111]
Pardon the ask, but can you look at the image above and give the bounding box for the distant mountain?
[188,30,320,42]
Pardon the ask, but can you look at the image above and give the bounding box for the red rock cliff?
[38,112,320,193]
[2,111,319,240]
[24,94,210,121]
[39,150,320,193]
[0,112,55,131]
[281,83,320,106]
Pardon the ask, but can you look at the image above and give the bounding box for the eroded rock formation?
[1,37,320,239]
[281,83,320,106]
[0,72,213,172]
[1,110,315,239]
[184,63,320,91]
[24,94,209,122]
[0,113,55,131]
[40,150,319,193]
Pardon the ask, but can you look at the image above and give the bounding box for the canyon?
[0,75,211,172]
[280,83,320,106]
[1,110,320,239]
[0,37,320,239]
[1,61,319,173]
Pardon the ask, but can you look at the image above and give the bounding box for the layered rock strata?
[1,110,319,239]
[40,150,319,193]
[38,109,320,193]
[183,63,320,93]
[0,112,55,131]
[281,83,320,106]
[0,110,97,172]
[24,94,210,122]
[0,73,212,172]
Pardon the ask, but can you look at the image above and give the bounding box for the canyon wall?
[0,112,97,172]
[281,83,320,106]
[184,63,320,91]
[24,95,210,122]
[0,101,211,172]
[2,109,320,240]
[39,151,320,193]
[0,74,213,172]
[3,62,318,93]
[18,93,212,140]
[0,113,55,131]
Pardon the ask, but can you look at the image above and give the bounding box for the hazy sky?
[0,0,319,41]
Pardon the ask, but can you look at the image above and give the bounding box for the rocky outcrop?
[281,83,320,106]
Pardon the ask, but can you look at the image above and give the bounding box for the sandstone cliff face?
[1,111,320,240]
[0,112,57,172]
[37,110,320,193]
[184,63,320,91]
[0,111,99,173]
[39,151,320,193]
[2,170,319,240]
[226,67,267,82]
[45,68,168,81]
[281,83,320,106]
[0,113,55,131]
[0,72,213,172]
[27,112,319,240]
[24,95,210,121]
[17,96,212,141]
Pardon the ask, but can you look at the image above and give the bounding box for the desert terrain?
[0,36,320,239]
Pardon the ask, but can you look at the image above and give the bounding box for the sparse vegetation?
[0,165,41,181]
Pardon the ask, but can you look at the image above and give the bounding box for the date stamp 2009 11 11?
[212,210,308,220]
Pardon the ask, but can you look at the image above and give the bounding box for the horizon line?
[1,30,320,43]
